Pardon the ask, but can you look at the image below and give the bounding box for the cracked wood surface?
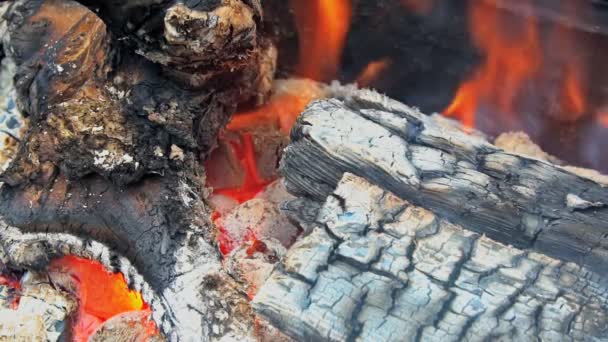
[253,173,608,342]
[280,89,608,279]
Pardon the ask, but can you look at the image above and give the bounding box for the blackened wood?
[280,89,608,279]
[0,0,273,339]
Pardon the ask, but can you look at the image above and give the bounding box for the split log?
[254,173,608,341]
[280,89,608,279]
[0,0,274,340]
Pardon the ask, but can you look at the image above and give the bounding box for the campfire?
[0,0,607,341]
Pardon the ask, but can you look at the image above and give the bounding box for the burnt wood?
[254,173,608,341]
[0,0,273,340]
[280,89,608,279]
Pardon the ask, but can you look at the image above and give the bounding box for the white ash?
[566,193,606,210]
[0,271,76,342]
[253,173,608,342]
[223,238,286,297]
[255,179,296,206]
[216,198,300,250]
[0,57,25,172]
[89,310,164,342]
[495,131,608,185]
[208,194,239,217]
[170,144,185,161]
[494,131,560,163]
[93,150,136,170]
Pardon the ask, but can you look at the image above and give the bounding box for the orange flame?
[444,0,542,128]
[356,58,392,88]
[290,0,352,81]
[444,0,589,129]
[561,66,586,121]
[401,0,435,15]
[49,256,155,341]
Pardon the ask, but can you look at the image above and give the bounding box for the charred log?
[280,89,608,279]
[254,173,608,341]
[0,0,275,339]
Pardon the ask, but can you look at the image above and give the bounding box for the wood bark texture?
[254,173,608,341]
[0,0,274,340]
[280,89,608,279]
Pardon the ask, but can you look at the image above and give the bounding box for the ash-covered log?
[0,0,275,340]
[280,89,608,279]
[254,173,608,341]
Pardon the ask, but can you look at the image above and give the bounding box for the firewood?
[0,0,274,339]
[280,89,608,279]
[253,173,608,341]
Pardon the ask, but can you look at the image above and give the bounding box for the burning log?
[0,0,274,339]
[254,173,608,341]
[280,89,608,279]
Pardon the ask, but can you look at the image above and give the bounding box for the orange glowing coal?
[209,0,352,205]
[290,0,352,82]
[212,132,272,205]
[356,58,392,88]
[444,0,589,129]
[227,93,316,135]
[49,256,155,341]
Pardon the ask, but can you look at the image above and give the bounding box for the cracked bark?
[280,89,608,279]
[253,173,608,342]
[0,0,274,340]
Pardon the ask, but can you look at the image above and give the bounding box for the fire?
[444,0,542,128]
[561,66,586,121]
[210,1,352,255]
[208,0,353,204]
[227,94,315,135]
[444,0,589,130]
[290,0,352,82]
[356,58,391,88]
[49,256,155,341]
[212,132,271,204]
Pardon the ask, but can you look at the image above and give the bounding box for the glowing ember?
[356,58,392,88]
[213,133,271,204]
[444,0,589,130]
[0,274,20,291]
[216,221,264,256]
[290,0,352,82]
[210,0,353,258]
[227,94,315,135]
[0,274,20,310]
[48,256,154,341]
[209,0,353,206]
